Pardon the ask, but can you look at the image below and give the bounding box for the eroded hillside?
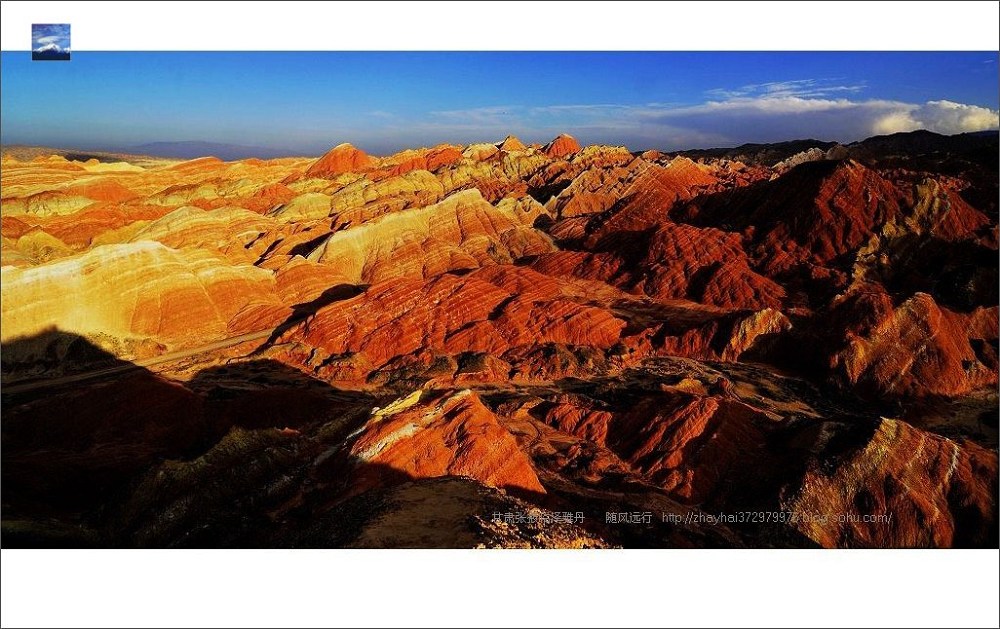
[2,132,997,548]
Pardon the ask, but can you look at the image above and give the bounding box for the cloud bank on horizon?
[420,79,1000,151]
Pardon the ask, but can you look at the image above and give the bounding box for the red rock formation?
[267,258,793,386]
[497,135,527,152]
[623,306,791,362]
[825,289,998,398]
[543,134,582,158]
[546,159,644,218]
[786,418,998,548]
[266,255,356,305]
[1,216,34,239]
[28,155,86,171]
[325,169,446,225]
[305,143,373,178]
[246,182,297,213]
[582,159,719,237]
[640,223,784,309]
[425,146,464,171]
[272,268,627,382]
[165,156,226,173]
[534,218,784,311]
[902,177,993,243]
[305,189,554,284]
[336,389,545,498]
[2,132,997,550]
[431,149,550,202]
[462,143,500,161]
[679,160,903,271]
[537,390,769,503]
[18,203,173,249]
[383,145,463,176]
[62,179,138,203]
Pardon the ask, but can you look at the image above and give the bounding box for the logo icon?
[32,24,71,61]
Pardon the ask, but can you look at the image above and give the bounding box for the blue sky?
[1,51,997,155]
[31,24,70,51]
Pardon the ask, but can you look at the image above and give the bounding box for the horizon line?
[3,127,999,162]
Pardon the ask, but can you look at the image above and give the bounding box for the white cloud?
[706,79,866,100]
[911,100,1000,134]
[691,95,860,114]
[871,108,921,135]
[430,106,518,126]
[596,92,997,147]
[35,35,61,45]
[360,81,998,151]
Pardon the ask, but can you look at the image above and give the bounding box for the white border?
[2,2,999,628]
[1,1,998,51]
[2,549,999,627]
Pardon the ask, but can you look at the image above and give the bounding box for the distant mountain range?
[32,43,70,61]
[6,129,996,167]
[674,129,999,166]
[132,130,998,163]
[131,141,301,160]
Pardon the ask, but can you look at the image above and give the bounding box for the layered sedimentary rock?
[785,418,998,548]
[127,206,274,263]
[679,160,904,273]
[326,169,448,225]
[543,134,582,158]
[304,143,373,178]
[437,151,551,202]
[534,390,770,503]
[0,241,284,348]
[851,177,998,311]
[2,131,997,549]
[305,189,555,283]
[335,389,545,497]
[270,266,628,383]
[533,221,784,310]
[824,290,998,399]
[268,192,334,222]
[380,145,463,177]
[2,228,73,266]
[498,135,527,152]
[546,156,651,218]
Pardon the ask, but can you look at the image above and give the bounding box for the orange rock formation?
[2,131,996,549]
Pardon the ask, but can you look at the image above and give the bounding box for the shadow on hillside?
[3,330,581,548]
[868,233,999,312]
[0,326,138,386]
[0,330,832,549]
[286,232,334,258]
[0,329,378,547]
[257,283,366,350]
